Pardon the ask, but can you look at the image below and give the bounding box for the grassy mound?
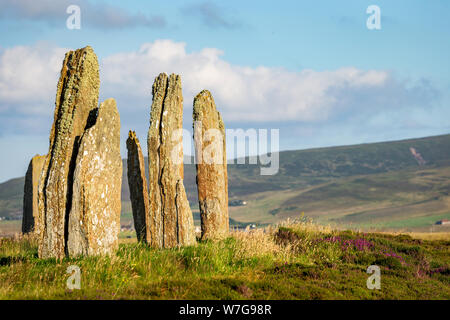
[0,220,449,299]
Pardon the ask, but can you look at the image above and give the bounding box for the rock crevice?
[147,73,195,248]
[193,90,229,240]
[67,98,122,257]
[36,46,121,259]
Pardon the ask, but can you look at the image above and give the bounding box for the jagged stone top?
[151,73,182,100]
[97,98,119,124]
[128,130,137,140]
[193,89,225,131]
[149,73,167,130]
[194,89,213,103]
[149,72,183,132]
[127,130,142,148]
[56,45,99,105]
[50,45,100,148]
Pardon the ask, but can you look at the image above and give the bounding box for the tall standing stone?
[193,90,229,240]
[67,98,122,256]
[37,46,100,259]
[126,130,150,242]
[22,154,46,234]
[147,73,195,248]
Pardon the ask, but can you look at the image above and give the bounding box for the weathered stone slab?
[22,154,46,234]
[67,98,122,256]
[193,90,229,240]
[38,46,100,259]
[126,130,150,242]
[147,73,195,248]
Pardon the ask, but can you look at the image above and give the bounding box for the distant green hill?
[229,165,450,231]
[0,177,24,220]
[1,134,450,232]
[225,133,450,196]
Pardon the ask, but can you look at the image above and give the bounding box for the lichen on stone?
[193,89,229,240]
[147,73,195,248]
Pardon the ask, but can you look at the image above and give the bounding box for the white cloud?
[0,43,67,115]
[0,40,440,136]
[101,39,402,123]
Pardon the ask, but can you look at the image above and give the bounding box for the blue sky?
[0,0,449,182]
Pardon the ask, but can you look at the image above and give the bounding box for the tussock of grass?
[0,219,448,300]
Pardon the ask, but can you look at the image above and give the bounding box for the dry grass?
[231,227,293,262]
[277,216,334,235]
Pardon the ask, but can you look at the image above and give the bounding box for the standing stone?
[38,46,100,259]
[22,154,46,234]
[193,90,229,240]
[67,98,122,256]
[147,73,195,248]
[126,130,150,242]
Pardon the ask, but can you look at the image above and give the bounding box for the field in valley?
[230,166,450,232]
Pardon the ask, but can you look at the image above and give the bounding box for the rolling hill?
[1,133,449,234]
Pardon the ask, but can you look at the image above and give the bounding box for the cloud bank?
[101,40,438,123]
[0,40,441,137]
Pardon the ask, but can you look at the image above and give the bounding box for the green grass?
[340,213,450,230]
[229,189,304,225]
[1,220,448,300]
[381,213,450,228]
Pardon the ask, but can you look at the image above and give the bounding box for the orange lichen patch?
[147,73,195,248]
[193,90,229,240]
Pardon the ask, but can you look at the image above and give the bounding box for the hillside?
[0,177,25,220]
[1,134,450,233]
[229,165,450,231]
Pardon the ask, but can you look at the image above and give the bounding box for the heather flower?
[315,236,374,252]
[379,250,405,264]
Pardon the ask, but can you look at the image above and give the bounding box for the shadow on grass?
[0,256,24,266]
[0,253,38,266]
